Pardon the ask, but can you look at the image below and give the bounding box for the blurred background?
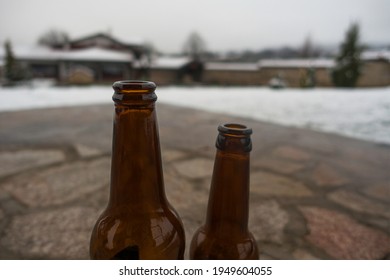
[0,0,389,143]
[0,0,389,87]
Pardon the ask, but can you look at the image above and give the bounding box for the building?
[358,50,390,87]
[257,59,335,87]
[204,62,260,85]
[1,33,389,87]
[0,33,145,84]
[202,55,389,87]
[67,32,145,57]
[148,56,192,85]
[1,45,135,84]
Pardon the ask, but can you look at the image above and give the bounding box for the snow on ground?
[1,83,389,145]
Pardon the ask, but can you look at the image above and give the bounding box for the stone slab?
[292,248,319,260]
[300,206,390,259]
[254,157,305,175]
[249,200,289,244]
[0,150,65,177]
[2,157,110,208]
[162,149,188,163]
[164,167,208,209]
[312,163,349,187]
[251,171,312,197]
[74,143,104,158]
[363,182,390,203]
[328,190,390,219]
[0,206,98,259]
[271,146,311,162]
[172,158,214,180]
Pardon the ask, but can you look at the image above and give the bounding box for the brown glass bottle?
[190,123,259,260]
[90,80,185,260]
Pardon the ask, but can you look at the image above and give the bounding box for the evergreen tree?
[332,23,364,87]
[3,40,29,84]
[4,40,17,82]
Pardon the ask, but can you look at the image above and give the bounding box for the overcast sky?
[0,0,389,53]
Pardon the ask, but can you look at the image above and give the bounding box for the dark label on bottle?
[112,245,140,260]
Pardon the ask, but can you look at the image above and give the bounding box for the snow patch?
[0,85,389,144]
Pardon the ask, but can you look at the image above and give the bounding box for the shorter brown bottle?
[190,123,259,260]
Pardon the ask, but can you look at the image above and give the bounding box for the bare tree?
[299,35,321,58]
[182,31,207,59]
[38,29,70,48]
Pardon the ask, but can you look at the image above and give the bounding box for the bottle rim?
[218,123,252,136]
[113,80,156,93]
[112,80,157,104]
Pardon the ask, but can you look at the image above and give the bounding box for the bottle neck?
[205,124,252,235]
[109,81,166,208]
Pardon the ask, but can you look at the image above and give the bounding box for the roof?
[361,50,390,61]
[150,56,191,69]
[70,32,145,48]
[206,62,259,71]
[258,59,335,69]
[60,47,134,62]
[0,45,134,63]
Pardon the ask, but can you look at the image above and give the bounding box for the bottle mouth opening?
[113,80,156,93]
[218,123,252,136]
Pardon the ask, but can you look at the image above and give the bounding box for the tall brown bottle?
[90,81,185,260]
[190,123,259,260]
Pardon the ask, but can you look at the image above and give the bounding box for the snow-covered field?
[1,83,389,145]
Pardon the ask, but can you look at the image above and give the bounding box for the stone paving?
[0,103,389,260]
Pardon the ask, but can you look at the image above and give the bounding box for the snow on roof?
[258,59,335,69]
[60,47,133,62]
[206,62,259,71]
[361,50,390,61]
[0,45,134,63]
[0,45,60,61]
[150,56,190,69]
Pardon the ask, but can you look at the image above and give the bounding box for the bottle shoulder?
[190,226,259,260]
[90,206,185,259]
[92,205,184,234]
